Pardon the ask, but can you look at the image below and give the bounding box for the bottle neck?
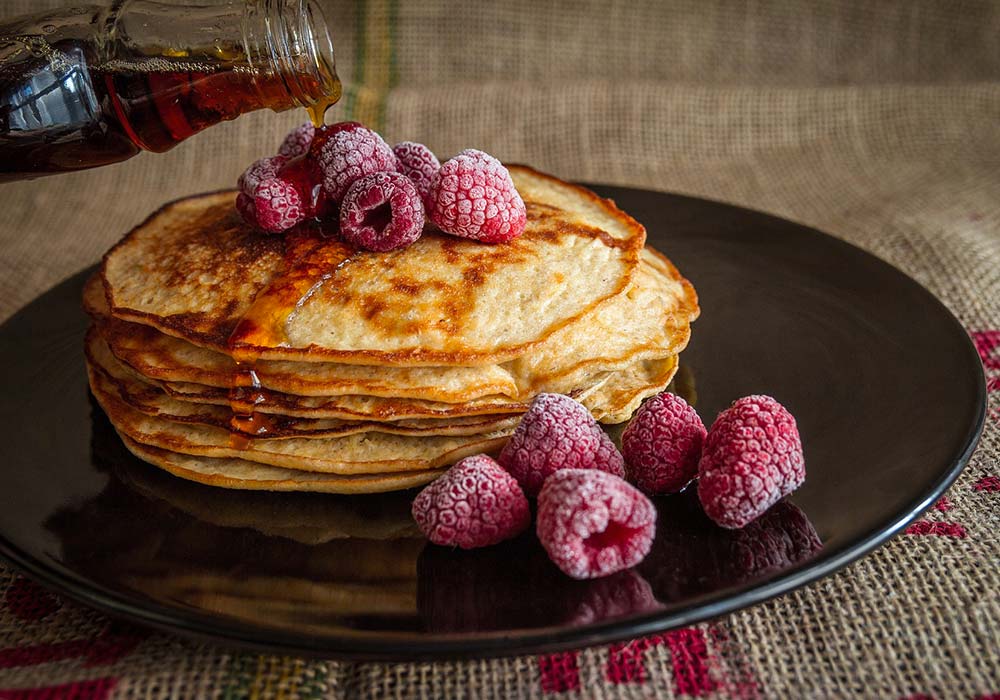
[104,0,340,117]
[242,0,341,120]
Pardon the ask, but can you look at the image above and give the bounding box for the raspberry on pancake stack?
[83,124,698,494]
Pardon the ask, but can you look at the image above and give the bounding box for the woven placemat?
[1,1,998,697]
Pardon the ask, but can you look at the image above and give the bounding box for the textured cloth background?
[1,1,999,698]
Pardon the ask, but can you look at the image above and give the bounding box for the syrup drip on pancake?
[226,225,354,447]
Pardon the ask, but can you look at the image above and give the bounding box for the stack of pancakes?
[84,166,698,494]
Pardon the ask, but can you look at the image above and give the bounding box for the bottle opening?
[247,0,342,124]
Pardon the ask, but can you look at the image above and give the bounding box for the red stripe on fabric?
[707,624,759,699]
[0,640,90,669]
[931,497,953,512]
[987,376,1000,392]
[538,651,580,694]
[974,476,1000,492]
[81,624,148,668]
[0,624,147,669]
[904,521,968,538]
[666,628,720,696]
[604,629,719,692]
[0,678,117,700]
[3,577,61,622]
[606,636,660,684]
[971,330,1000,369]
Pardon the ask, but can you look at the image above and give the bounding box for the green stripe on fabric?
[341,83,358,121]
[219,653,259,700]
[353,0,367,86]
[380,0,398,130]
[343,0,394,131]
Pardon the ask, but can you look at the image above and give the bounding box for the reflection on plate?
[45,403,819,635]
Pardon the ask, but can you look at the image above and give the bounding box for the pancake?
[88,163,700,494]
[119,435,447,494]
[507,247,697,395]
[100,166,645,366]
[96,381,512,475]
[86,276,522,402]
[588,356,680,423]
[87,330,520,439]
[91,249,697,405]
[139,359,658,422]
[102,317,521,401]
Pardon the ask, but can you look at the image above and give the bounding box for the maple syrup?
[224,227,354,446]
[1,1,340,181]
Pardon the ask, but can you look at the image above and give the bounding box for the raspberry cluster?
[623,391,805,529]
[411,389,806,581]
[235,122,527,249]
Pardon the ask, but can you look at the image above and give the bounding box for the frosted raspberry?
[315,124,398,202]
[235,193,258,227]
[536,469,656,579]
[339,172,425,252]
[698,395,805,529]
[428,149,526,243]
[596,430,627,480]
[253,177,306,233]
[307,121,364,158]
[412,454,530,549]
[622,392,706,494]
[278,122,315,158]
[238,155,288,196]
[498,393,625,496]
[393,141,440,208]
[276,156,325,218]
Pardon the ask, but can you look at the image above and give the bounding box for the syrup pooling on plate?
[226,225,355,445]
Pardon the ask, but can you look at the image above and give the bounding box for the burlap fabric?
[1,1,998,697]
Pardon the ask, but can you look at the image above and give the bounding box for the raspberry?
[238,155,288,196]
[499,393,625,496]
[622,392,706,494]
[278,122,315,158]
[315,124,398,202]
[411,454,530,549]
[697,395,805,529]
[278,122,316,158]
[307,121,364,158]
[536,469,656,579]
[596,430,627,480]
[393,141,440,208]
[276,156,325,218]
[235,193,258,227]
[339,172,425,252]
[253,177,307,233]
[428,149,527,243]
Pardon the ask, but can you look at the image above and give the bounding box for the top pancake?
[101,166,645,366]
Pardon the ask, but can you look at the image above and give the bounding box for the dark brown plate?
[0,185,985,660]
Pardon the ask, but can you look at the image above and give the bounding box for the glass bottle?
[0,0,340,181]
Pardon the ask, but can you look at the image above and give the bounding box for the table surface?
[0,1,998,697]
